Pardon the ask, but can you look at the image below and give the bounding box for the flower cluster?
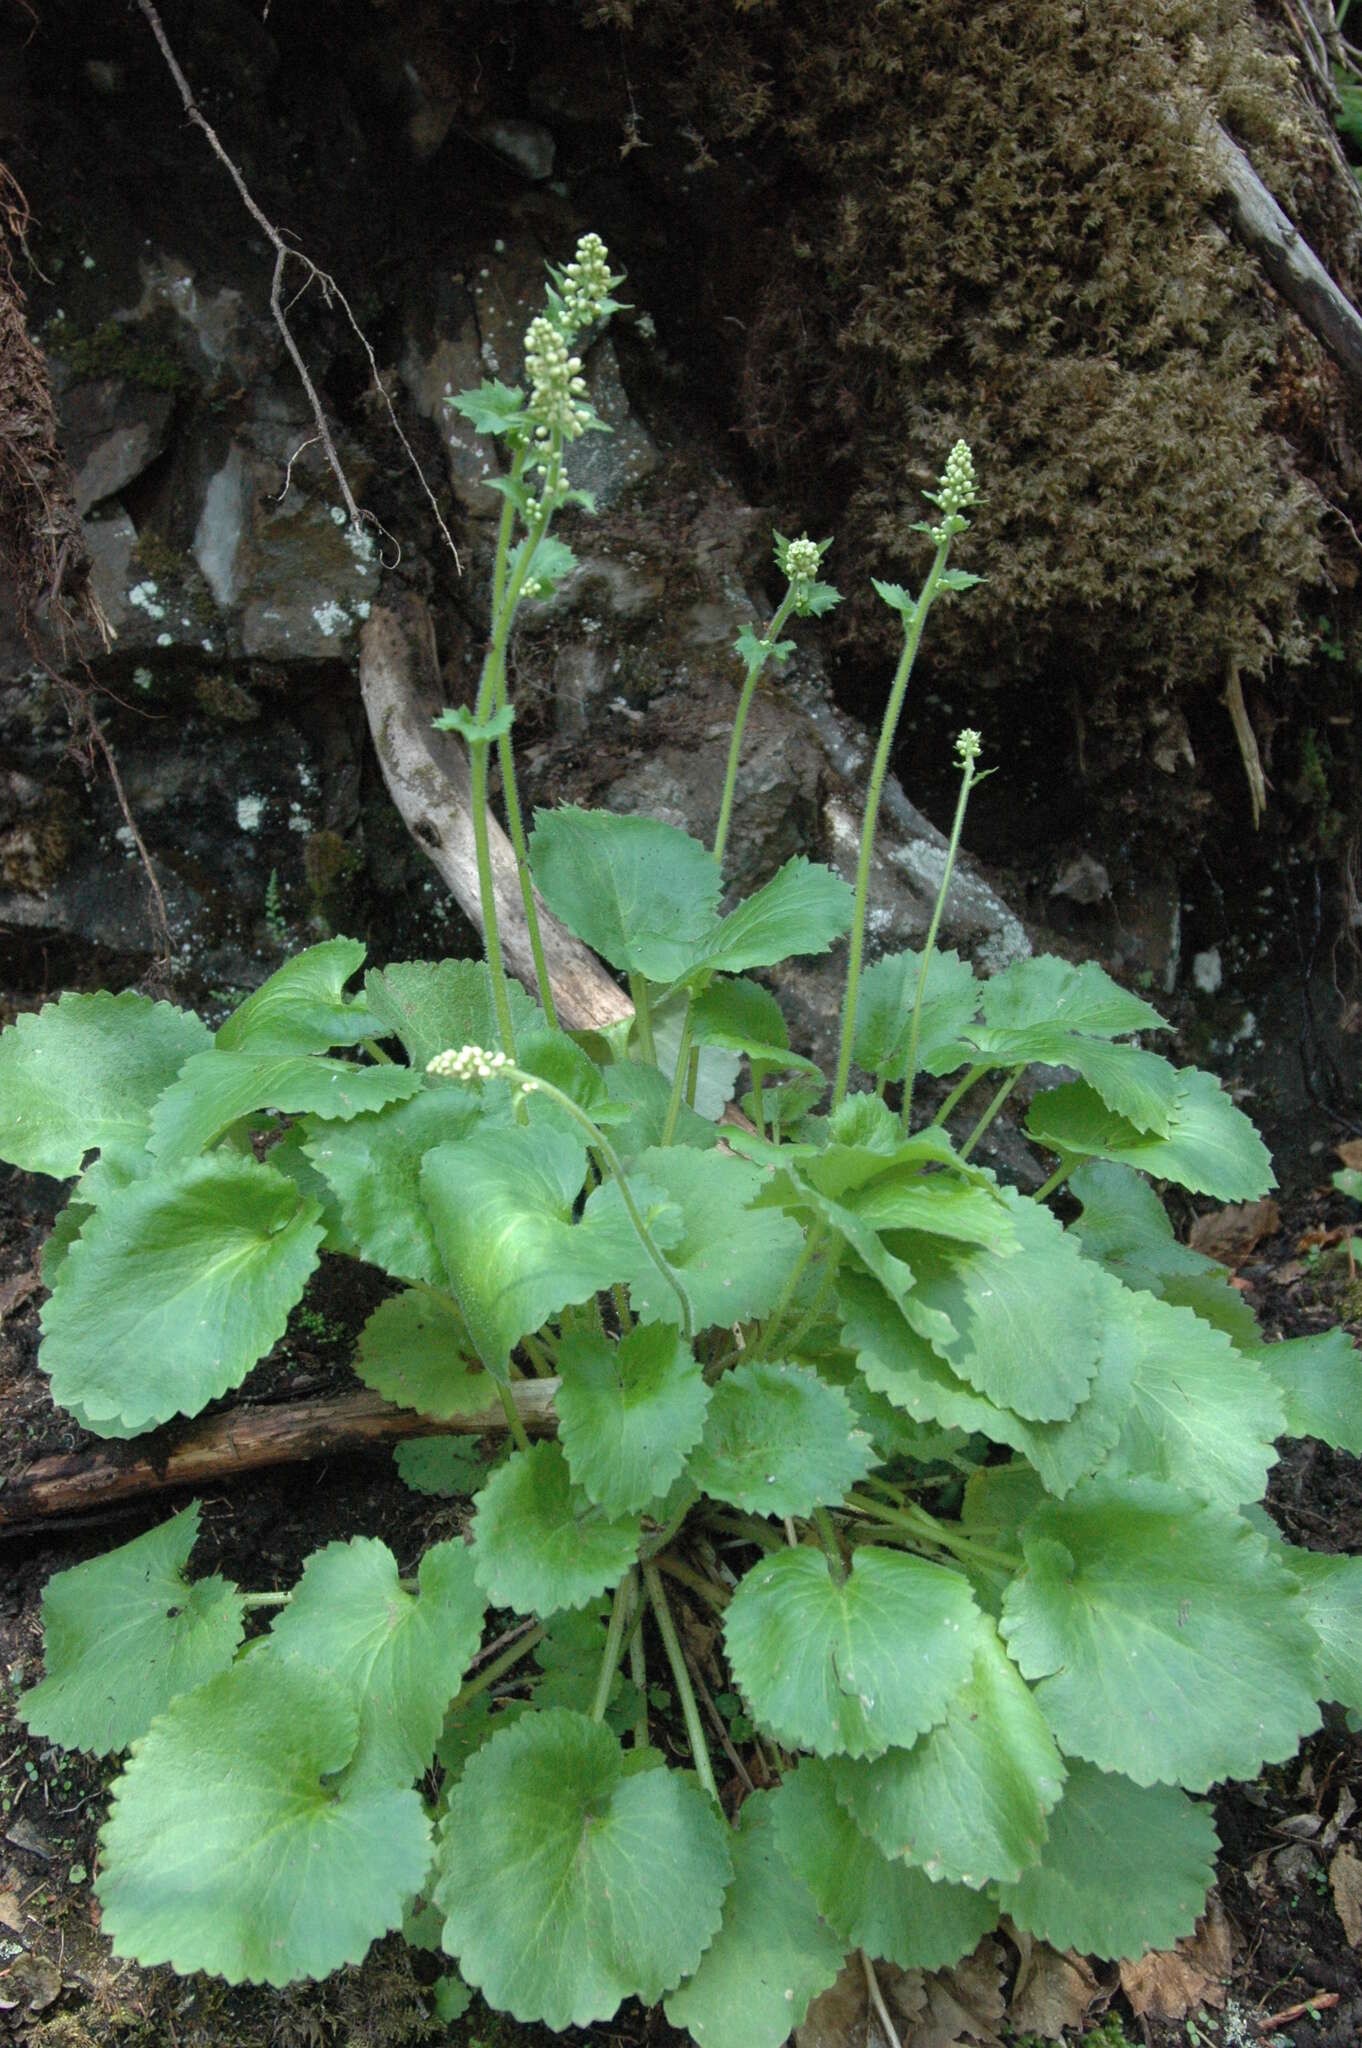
[782,535,822,585]
[926,439,977,543]
[524,316,590,444]
[955,727,983,765]
[426,1044,512,1082]
[560,232,614,328]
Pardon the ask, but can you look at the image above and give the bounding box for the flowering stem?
[713,587,799,871]
[832,537,955,1109]
[959,1071,1019,1161]
[927,1062,990,1132]
[900,750,983,1129]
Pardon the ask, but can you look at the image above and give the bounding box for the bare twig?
[133,0,458,570]
[1255,1989,1339,2032]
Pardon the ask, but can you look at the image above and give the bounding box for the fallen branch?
[359,597,634,1032]
[0,1381,558,1531]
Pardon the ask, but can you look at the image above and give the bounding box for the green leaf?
[97,1653,431,1985]
[937,567,983,592]
[829,1621,1065,1887]
[304,1086,487,1287]
[39,1199,93,1290]
[432,1974,473,2023]
[892,1188,1104,1422]
[663,1790,844,2048]
[690,978,820,1080]
[363,959,541,1071]
[601,1059,719,1156]
[421,1123,650,1374]
[436,1708,731,2029]
[471,1443,641,1614]
[686,858,852,980]
[852,948,980,1083]
[734,624,796,665]
[997,1760,1218,1960]
[431,702,515,743]
[267,1537,484,1788]
[354,1289,487,1418]
[446,378,526,434]
[1254,1326,1362,1453]
[838,1269,1137,1498]
[1278,1546,1362,1715]
[529,807,721,981]
[0,992,211,1178]
[957,1025,1183,1138]
[1335,1166,1362,1202]
[215,938,371,1054]
[724,1543,983,1759]
[771,1759,997,1970]
[510,533,578,596]
[1095,1290,1284,1508]
[516,1026,625,1130]
[20,1504,244,1756]
[585,1145,802,1333]
[1068,1161,1261,1348]
[40,1154,324,1436]
[799,580,842,616]
[394,1436,495,1497]
[148,1051,423,1159]
[556,1323,710,1514]
[1000,1478,1322,1788]
[871,577,916,618]
[981,956,1166,1039]
[1027,1071,1275,1201]
[651,995,742,1118]
[687,1362,875,1517]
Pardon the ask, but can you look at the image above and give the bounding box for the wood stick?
[0,1381,558,1531]
[358,598,633,1033]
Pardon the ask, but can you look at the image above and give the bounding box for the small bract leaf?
[724,1543,983,1759]
[585,1145,802,1333]
[215,938,371,1054]
[431,702,515,744]
[997,1760,1219,1961]
[471,1443,641,1614]
[267,1537,484,1788]
[40,1154,323,1436]
[1000,1478,1322,1788]
[304,1087,487,1287]
[852,949,980,1083]
[1254,1326,1362,1453]
[446,378,526,434]
[0,991,211,1179]
[1027,1071,1275,1201]
[771,1759,997,1970]
[871,577,916,618]
[97,1654,431,1985]
[20,1504,244,1756]
[829,1621,1065,1887]
[1279,1546,1362,1715]
[687,1361,875,1517]
[689,978,820,1080]
[529,806,721,981]
[354,1290,486,1418]
[663,1790,844,2048]
[148,1051,423,1159]
[556,1323,710,1514]
[436,1708,731,2029]
[363,959,541,1071]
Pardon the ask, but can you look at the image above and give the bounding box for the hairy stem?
[900,754,983,1128]
[713,587,799,871]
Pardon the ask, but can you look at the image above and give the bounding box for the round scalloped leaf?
[771,1759,996,1970]
[97,1653,432,1986]
[1096,1289,1284,1508]
[980,955,1167,1040]
[1027,1071,1274,1201]
[266,1537,485,1788]
[304,1087,486,1286]
[20,1503,244,1756]
[354,1289,487,1418]
[996,1760,1218,1960]
[148,1051,423,1160]
[1000,1477,1322,1789]
[40,1153,324,1436]
[1068,1161,1261,1349]
[724,1543,983,1759]
[663,1789,845,2048]
[435,1708,732,2030]
[828,1622,1065,1887]
[363,959,542,1071]
[215,938,371,1054]
[1254,1326,1362,1454]
[529,806,722,982]
[852,948,980,1083]
[556,1323,710,1513]
[584,1145,802,1333]
[1279,1546,1362,1715]
[0,991,210,1179]
[687,1361,875,1517]
[471,1443,641,1615]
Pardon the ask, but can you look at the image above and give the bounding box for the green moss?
[43,312,194,393]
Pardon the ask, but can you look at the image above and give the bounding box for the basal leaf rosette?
[98,1653,432,1986]
[215,937,373,1055]
[20,1503,244,1756]
[827,1620,1066,1888]
[724,1543,983,1759]
[1000,1477,1323,1789]
[663,1790,844,2048]
[686,1360,876,1517]
[435,1708,732,2030]
[771,1759,996,1971]
[556,1323,710,1514]
[471,1442,641,1614]
[0,989,211,1179]
[996,1759,1220,1960]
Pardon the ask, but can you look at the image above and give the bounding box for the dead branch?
[0,1381,559,1532]
[134,0,458,570]
[1202,115,1362,386]
[358,598,634,1032]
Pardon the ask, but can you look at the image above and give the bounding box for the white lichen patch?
[236,794,265,832]
[128,581,166,620]
[311,600,351,637]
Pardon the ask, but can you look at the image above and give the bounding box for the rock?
[59,376,174,515]
[473,117,556,183]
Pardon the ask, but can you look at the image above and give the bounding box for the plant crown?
[2,236,1360,2042]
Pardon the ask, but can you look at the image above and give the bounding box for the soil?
[0,1129,1359,2048]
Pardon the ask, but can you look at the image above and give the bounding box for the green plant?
[2,235,1361,2044]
